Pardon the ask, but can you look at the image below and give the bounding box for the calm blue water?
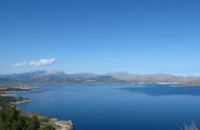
[17,84,200,130]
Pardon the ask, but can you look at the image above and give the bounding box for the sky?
[0,0,200,75]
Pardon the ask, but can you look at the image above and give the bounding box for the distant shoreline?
[1,71,200,87]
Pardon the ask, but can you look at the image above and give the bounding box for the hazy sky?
[0,0,200,75]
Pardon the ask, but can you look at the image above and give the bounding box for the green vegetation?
[0,106,55,130]
[0,96,16,106]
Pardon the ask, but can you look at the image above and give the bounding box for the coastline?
[12,98,32,105]
[21,111,73,130]
[0,87,73,130]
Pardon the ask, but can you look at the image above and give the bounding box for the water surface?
[17,84,200,130]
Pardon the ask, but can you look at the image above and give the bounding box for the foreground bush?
[0,106,55,130]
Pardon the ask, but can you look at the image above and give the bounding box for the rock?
[53,120,73,130]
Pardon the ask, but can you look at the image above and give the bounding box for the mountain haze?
[1,71,200,87]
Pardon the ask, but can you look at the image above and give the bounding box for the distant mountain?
[107,72,200,86]
[0,71,200,87]
[107,72,180,82]
[0,71,123,87]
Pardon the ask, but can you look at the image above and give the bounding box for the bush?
[0,106,55,130]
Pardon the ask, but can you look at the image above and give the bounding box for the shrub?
[0,106,55,130]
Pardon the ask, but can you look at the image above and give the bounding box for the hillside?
[0,71,200,87]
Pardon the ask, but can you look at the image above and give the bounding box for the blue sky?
[0,0,200,75]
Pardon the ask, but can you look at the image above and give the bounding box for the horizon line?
[1,70,200,77]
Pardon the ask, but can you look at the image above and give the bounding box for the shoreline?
[21,111,73,130]
[13,99,32,105]
[0,87,74,130]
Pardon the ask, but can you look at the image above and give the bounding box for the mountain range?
[0,71,200,87]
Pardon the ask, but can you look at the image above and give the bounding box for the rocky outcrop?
[51,120,73,130]
[22,112,73,130]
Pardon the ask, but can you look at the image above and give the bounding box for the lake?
[17,84,200,130]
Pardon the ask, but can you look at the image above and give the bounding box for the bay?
[17,84,200,130]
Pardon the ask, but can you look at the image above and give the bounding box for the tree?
[0,106,43,130]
